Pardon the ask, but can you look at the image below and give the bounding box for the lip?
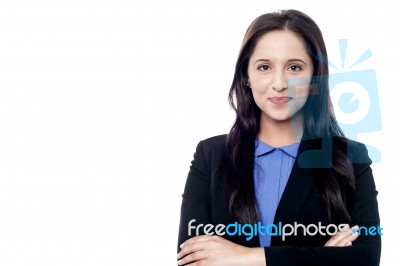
[268,97,292,106]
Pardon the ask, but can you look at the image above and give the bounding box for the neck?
[258,112,304,147]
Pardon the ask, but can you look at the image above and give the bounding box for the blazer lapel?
[272,139,315,233]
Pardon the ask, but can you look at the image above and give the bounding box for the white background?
[0,0,398,265]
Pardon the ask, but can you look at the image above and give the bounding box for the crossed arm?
[177,140,381,266]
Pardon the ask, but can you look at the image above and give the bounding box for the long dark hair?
[217,9,355,225]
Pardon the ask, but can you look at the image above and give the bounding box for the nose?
[272,71,287,92]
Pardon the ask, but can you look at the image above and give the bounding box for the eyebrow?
[253,59,307,65]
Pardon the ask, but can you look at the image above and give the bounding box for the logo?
[327,39,381,163]
[187,219,383,242]
[287,39,382,166]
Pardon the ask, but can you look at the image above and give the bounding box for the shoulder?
[193,134,228,167]
[333,138,374,186]
[342,138,372,165]
[298,137,372,169]
[199,134,227,150]
[316,136,372,164]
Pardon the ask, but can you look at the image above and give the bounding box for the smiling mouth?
[268,97,292,105]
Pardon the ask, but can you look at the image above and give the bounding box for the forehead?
[251,30,310,61]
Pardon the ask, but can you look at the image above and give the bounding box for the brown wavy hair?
[217,9,355,225]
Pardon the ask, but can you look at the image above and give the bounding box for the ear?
[246,78,251,88]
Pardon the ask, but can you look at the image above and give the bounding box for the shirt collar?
[255,139,300,158]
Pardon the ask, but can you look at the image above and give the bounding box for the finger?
[177,240,209,260]
[325,225,359,247]
[180,235,214,249]
[335,232,358,247]
[177,250,207,265]
[336,226,359,246]
[325,231,350,246]
[324,224,350,246]
[186,260,205,266]
[336,225,359,244]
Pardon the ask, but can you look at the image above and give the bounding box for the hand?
[324,224,359,247]
[177,235,265,266]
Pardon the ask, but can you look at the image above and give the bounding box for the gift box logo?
[325,39,381,163]
[289,39,382,166]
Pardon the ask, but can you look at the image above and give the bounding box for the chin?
[261,107,302,123]
[273,117,292,122]
[267,114,291,122]
[269,112,291,121]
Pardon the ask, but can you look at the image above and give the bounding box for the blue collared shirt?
[253,139,300,247]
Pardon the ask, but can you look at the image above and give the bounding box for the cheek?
[250,75,271,92]
[291,83,311,111]
[295,84,311,97]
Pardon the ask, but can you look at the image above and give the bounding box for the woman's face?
[247,30,314,123]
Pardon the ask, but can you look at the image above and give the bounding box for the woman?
[177,9,381,266]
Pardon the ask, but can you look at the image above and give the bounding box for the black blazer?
[178,134,381,266]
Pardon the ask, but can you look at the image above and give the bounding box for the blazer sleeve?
[264,142,382,266]
[177,140,212,253]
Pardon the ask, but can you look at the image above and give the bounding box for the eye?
[288,65,302,72]
[257,64,271,71]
